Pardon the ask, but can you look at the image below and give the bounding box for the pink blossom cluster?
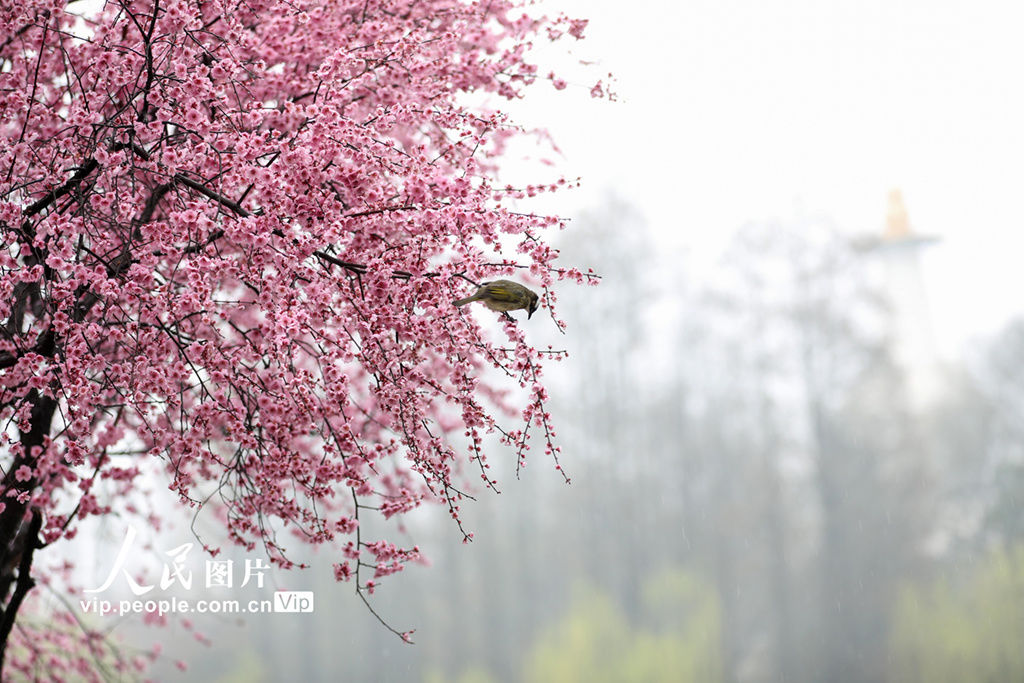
[1,0,598,674]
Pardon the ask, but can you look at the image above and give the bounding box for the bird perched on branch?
[453,279,540,319]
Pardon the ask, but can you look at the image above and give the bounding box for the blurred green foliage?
[522,570,722,683]
[425,666,500,683]
[890,545,1024,683]
[429,569,722,683]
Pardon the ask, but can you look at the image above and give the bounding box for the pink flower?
[183,107,204,127]
[333,562,352,581]
[568,19,588,39]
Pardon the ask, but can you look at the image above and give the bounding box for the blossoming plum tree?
[0,0,594,675]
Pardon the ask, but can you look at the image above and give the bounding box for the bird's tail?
[452,294,479,307]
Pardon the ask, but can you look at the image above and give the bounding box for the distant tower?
[857,189,940,408]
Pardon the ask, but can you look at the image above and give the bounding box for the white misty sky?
[509,0,1024,358]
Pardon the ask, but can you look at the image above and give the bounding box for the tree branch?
[175,173,250,217]
[21,158,99,219]
[170,176,430,281]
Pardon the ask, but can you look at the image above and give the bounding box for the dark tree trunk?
[0,390,56,673]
